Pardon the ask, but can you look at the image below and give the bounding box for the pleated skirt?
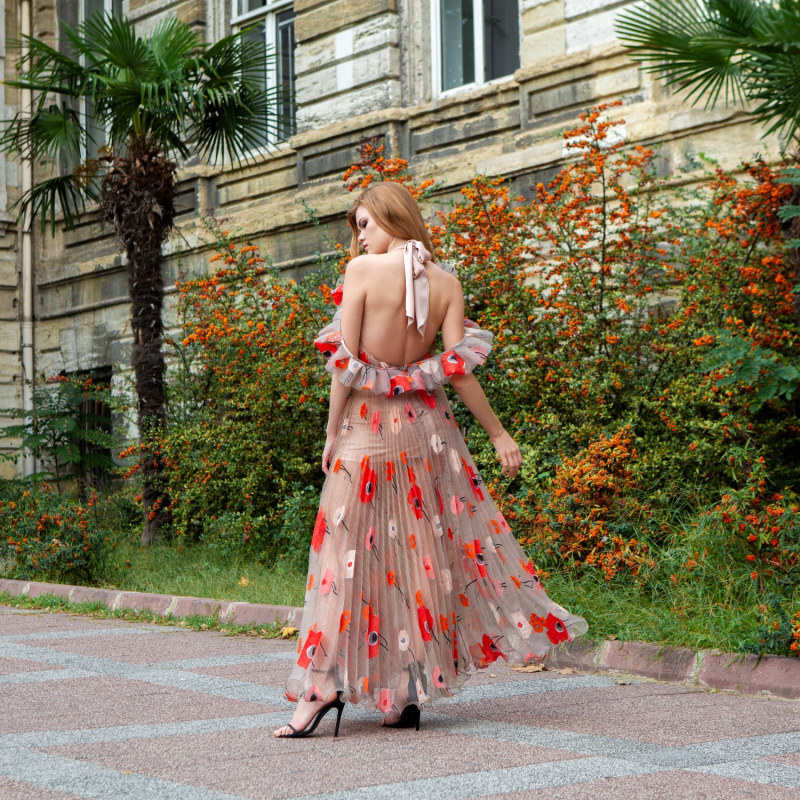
[285,386,588,714]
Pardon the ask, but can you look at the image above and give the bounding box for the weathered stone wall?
[0,0,785,474]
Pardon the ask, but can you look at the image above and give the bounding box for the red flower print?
[311,510,326,552]
[480,634,506,664]
[320,568,334,595]
[339,611,351,632]
[423,556,435,578]
[334,357,349,369]
[359,465,377,503]
[408,485,423,519]
[315,340,338,359]
[367,611,380,658]
[297,627,322,668]
[331,284,344,306]
[436,487,444,513]
[462,460,484,501]
[520,558,536,575]
[360,403,368,419]
[474,539,487,578]
[464,541,476,559]
[441,351,466,377]
[432,666,446,688]
[530,614,545,633]
[417,605,434,641]
[386,461,395,481]
[409,533,417,549]
[378,688,392,713]
[488,518,501,534]
[511,575,521,589]
[459,593,470,607]
[307,574,314,590]
[387,569,396,586]
[389,374,412,395]
[370,410,381,434]
[545,613,569,644]
[420,391,437,408]
[365,526,375,549]
[404,402,417,423]
[439,613,449,631]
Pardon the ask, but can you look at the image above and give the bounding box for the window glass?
[439,0,518,92]
[441,0,475,91]
[232,1,296,144]
[484,0,519,81]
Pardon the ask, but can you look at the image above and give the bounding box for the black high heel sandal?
[383,704,421,730]
[278,692,345,738]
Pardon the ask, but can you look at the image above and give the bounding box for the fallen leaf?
[281,626,298,638]
[488,673,496,678]
[512,663,545,672]
[552,667,574,675]
[238,576,249,587]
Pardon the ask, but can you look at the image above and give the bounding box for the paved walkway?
[1,607,799,800]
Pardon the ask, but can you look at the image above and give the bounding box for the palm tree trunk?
[99,141,176,544]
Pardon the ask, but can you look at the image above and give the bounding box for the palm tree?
[1,13,273,543]
[616,0,800,322]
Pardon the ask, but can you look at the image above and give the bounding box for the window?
[58,0,123,162]
[232,0,297,142]
[435,0,520,93]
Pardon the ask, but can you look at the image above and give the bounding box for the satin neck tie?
[403,240,431,337]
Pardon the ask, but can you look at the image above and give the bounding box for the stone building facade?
[0,0,783,471]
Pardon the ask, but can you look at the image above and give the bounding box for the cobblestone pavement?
[1,606,799,800]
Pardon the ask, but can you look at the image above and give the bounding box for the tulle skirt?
[285,386,588,714]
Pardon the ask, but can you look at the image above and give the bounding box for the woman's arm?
[442,277,522,479]
[322,377,350,474]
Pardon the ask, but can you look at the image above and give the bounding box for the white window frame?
[431,0,519,98]
[231,0,296,146]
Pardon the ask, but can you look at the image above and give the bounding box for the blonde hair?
[347,182,434,258]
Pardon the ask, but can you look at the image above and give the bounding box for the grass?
[101,538,307,608]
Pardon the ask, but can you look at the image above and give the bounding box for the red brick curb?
[2,577,797,699]
[0,578,302,629]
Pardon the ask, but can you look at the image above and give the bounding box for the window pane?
[85,0,105,20]
[440,0,474,91]
[276,9,296,138]
[239,0,269,15]
[484,0,519,81]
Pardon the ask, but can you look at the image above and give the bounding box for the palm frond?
[14,174,97,234]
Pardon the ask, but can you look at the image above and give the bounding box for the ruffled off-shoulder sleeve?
[314,291,493,397]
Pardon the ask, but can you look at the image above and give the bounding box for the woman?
[273,182,587,738]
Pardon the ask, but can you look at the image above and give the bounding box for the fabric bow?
[403,240,431,336]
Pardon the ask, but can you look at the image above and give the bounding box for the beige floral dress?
[285,242,588,714]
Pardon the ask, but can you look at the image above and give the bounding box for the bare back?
[340,250,464,367]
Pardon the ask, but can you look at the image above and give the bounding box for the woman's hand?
[489,430,522,479]
[321,432,337,474]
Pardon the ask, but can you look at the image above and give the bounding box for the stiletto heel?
[383,704,421,730]
[278,692,345,738]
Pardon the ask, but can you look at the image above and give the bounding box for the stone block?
[601,640,697,683]
[699,651,800,700]
[297,0,398,43]
[522,0,565,34]
[298,82,401,132]
[522,27,567,65]
[565,0,625,17]
[23,581,74,600]
[225,602,301,627]
[296,46,400,104]
[170,596,228,619]
[0,578,29,597]
[545,638,600,671]
[566,5,625,54]
[67,586,120,608]
[412,106,519,155]
[297,14,399,73]
[113,591,173,615]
